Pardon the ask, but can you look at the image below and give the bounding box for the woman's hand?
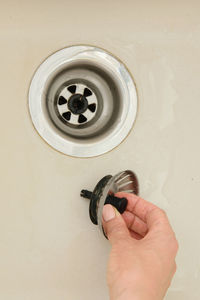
[102,193,178,300]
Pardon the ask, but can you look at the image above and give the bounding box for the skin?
[102,193,179,300]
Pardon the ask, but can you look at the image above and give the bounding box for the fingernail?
[103,205,116,222]
[115,208,120,216]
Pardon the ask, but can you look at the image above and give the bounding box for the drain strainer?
[29,45,138,157]
[57,83,97,125]
[81,170,139,235]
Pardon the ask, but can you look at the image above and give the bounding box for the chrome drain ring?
[28,45,138,157]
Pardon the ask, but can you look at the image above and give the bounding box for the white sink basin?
[0,1,200,299]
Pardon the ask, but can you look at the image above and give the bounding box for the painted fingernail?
[114,208,120,216]
[103,205,116,222]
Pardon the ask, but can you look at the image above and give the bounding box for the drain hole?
[68,85,76,94]
[57,83,97,125]
[58,96,67,105]
[84,88,92,97]
[68,94,88,115]
[88,103,96,113]
[78,114,87,123]
[62,111,71,121]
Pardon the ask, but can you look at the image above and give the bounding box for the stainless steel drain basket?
[29,45,138,157]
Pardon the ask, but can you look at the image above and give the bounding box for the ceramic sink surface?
[0,1,200,299]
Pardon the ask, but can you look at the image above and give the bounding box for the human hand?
[102,193,178,300]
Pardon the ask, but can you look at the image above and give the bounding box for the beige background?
[0,0,200,299]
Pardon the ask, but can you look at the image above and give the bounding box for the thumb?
[102,204,130,245]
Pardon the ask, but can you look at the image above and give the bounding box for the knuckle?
[171,231,179,250]
[174,262,177,271]
[173,238,179,252]
[160,208,167,217]
[169,237,179,255]
[152,207,167,219]
[172,262,177,275]
[150,207,168,227]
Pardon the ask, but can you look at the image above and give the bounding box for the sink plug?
[81,189,128,219]
[80,170,139,233]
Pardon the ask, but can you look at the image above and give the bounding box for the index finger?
[115,192,172,232]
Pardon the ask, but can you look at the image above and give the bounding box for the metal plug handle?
[81,189,127,214]
[80,170,139,234]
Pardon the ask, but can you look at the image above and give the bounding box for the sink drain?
[29,45,138,157]
[57,83,97,125]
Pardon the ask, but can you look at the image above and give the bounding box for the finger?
[116,192,172,233]
[122,211,147,236]
[115,192,157,222]
[102,205,132,245]
[129,230,143,240]
[146,207,172,231]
